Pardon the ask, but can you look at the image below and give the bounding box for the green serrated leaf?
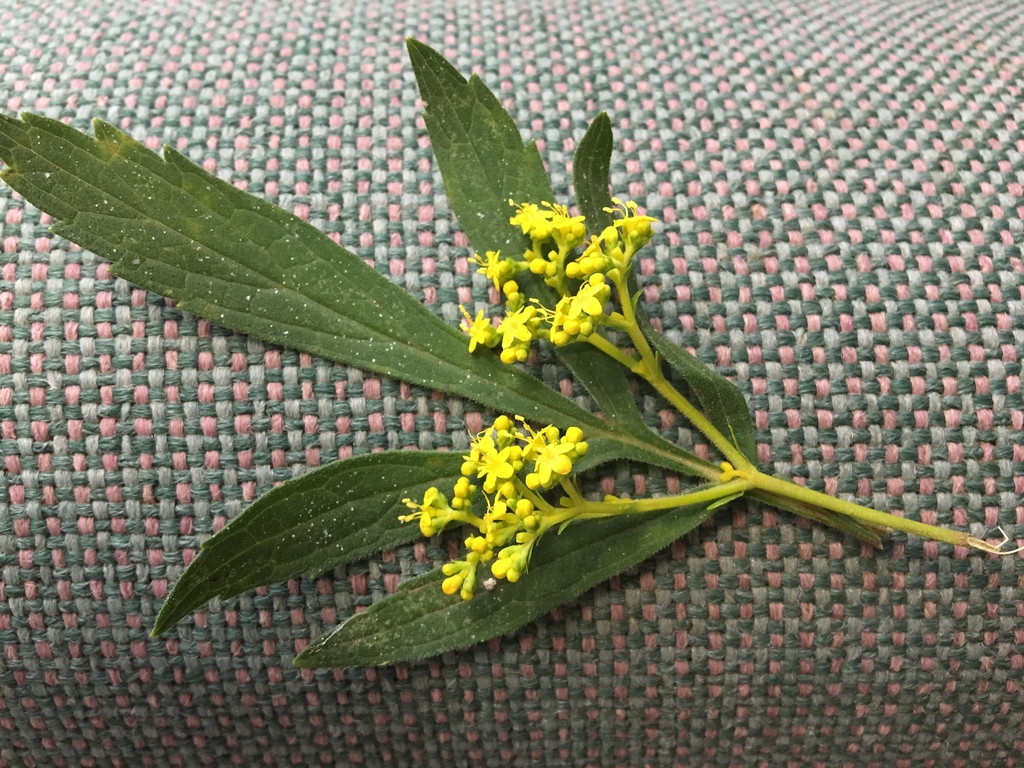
[572,111,615,232]
[638,314,759,465]
[294,500,716,668]
[150,452,466,636]
[406,38,553,256]
[0,111,706,476]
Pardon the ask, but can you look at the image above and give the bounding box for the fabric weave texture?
[1,0,1023,766]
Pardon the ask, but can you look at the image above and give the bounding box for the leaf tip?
[291,647,319,668]
[405,36,436,65]
[150,616,170,637]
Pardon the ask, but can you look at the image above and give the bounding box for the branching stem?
[587,262,1018,557]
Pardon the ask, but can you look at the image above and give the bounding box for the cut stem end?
[967,528,1024,556]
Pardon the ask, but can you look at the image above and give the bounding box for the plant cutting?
[0,39,1018,668]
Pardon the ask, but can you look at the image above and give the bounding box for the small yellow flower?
[509,200,556,241]
[525,439,575,489]
[496,305,541,364]
[399,487,449,537]
[516,421,588,490]
[502,280,525,311]
[546,275,610,345]
[441,557,480,600]
[497,305,536,346]
[451,476,477,510]
[605,197,657,251]
[509,199,586,251]
[460,305,499,353]
[567,274,610,320]
[466,434,516,493]
[469,250,521,290]
[545,203,587,252]
[490,535,537,583]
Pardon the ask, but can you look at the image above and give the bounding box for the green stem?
[646,368,754,471]
[560,476,584,505]
[720,464,1002,554]
[586,332,638,372]
[596,269,755,471]
[573,477,752,520]
[748,471,968,548]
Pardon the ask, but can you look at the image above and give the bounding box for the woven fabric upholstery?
[1,0,1023,765]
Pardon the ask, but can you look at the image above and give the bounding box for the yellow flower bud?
[550,454,573,476]
[491,558,512,579]
[442,574,464,595]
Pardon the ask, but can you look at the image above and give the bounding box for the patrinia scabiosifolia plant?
[0,41,1018,668]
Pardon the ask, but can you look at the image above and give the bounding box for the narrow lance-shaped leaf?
[294,501,717,668]
[572,111,615,232]
[405,38,552,257]
[0,112,696,476]
[406,42,715,479]
[150,452,466,636]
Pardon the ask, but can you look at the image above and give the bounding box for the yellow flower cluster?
[458,196,657,360]
[400,415,589,600]
[565,198,657,281]
[509,200,587,256]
